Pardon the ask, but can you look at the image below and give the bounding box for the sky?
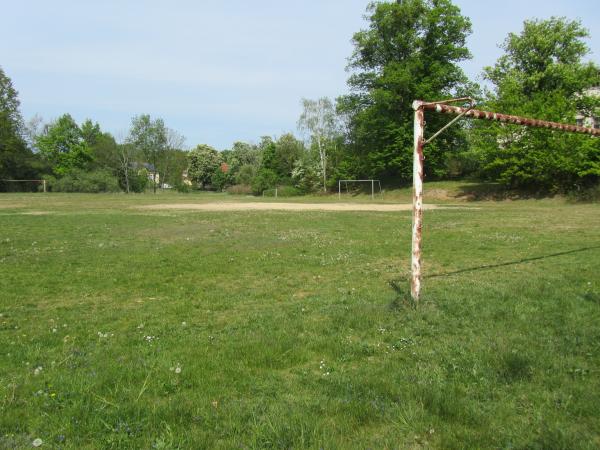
[1,0,598,150]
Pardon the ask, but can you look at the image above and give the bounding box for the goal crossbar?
[410,98,599,301]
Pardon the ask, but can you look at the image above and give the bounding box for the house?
[182,169,193,186]
[575,86,600,129]
[131,162,160,185]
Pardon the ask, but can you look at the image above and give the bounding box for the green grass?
[1,187,599,448]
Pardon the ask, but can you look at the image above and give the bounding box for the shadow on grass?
[426,245,600,279]
[456,182,552,201]
[388,279,417,310]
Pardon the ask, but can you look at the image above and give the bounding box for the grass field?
[1,184,599,449]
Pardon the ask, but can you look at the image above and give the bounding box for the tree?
[80,119,102,147]
[160,128,186,187]
[298,98,339,192]
[127,115,167,193]
[274,133,305,180]
[0,66,22,129]
[36,114,92,176]
[187,144,222,188]
[251,168,278,195]
[337,0,473,183]
[476,17,600,191]
[23,114,44,151]
[0,66,39,188]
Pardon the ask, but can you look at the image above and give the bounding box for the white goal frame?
[338,179,382,200]
[1,179,47,192]
[410,97,600,302]
[262,188,278,198]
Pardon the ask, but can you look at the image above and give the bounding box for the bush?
[118,169,149,193]
[226,184,252,195]
[174,181,192,193]
[568,184,600,202]
[211,167,232,192]
[49,169,120,193]
[276,185,302,197]
[251,168,278,195]
[235,164,257,185]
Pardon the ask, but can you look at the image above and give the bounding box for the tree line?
[1,0,599,195]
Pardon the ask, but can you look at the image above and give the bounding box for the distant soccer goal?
[338,179,382,200]
[262,188,278,198]
[0,179,47,193]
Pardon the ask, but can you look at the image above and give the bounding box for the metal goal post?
[410,97,600,302]
[262,188,278,198]
[338,179,382,200]
[1,179,47,193]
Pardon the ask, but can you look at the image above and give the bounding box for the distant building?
[130,162,160,185]
[575,86,600,129]
[182,170,192,186]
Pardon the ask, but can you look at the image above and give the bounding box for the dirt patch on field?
[136,202,467,212]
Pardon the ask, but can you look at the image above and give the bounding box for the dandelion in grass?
[34,366,43,376]
[181,321,187,326]
[169,364,182,374]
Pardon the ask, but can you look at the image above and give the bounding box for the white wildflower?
[32,438,43,447]
[34,366,43,376]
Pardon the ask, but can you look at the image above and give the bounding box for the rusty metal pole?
[411,101,425,301]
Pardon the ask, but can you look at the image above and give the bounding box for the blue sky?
[1,0,598,150]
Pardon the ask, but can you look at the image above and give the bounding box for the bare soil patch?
[136,202,467,212]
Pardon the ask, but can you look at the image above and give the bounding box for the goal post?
[262,188,278,198]
[338,179,382,200]
[410,98,600,302]
[0,179,47,193]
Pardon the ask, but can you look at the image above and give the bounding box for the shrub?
[235,164,257,185]
[568,184,600,202]
[251,169,278,195]
[118,169,148,193]
[211,167,232,191]
[277,185,301,197]
[49,169,120,193]
[174,181,191,193]
[226,184,252,195]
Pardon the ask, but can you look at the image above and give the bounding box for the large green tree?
[127,115,167,193]
[187,144,222,188]
[0,66,38,188]
[36,114,92,176]
[338,0,473,182]
[475,17,600,191]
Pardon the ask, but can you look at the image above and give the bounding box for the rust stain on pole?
[411,101,425,301]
